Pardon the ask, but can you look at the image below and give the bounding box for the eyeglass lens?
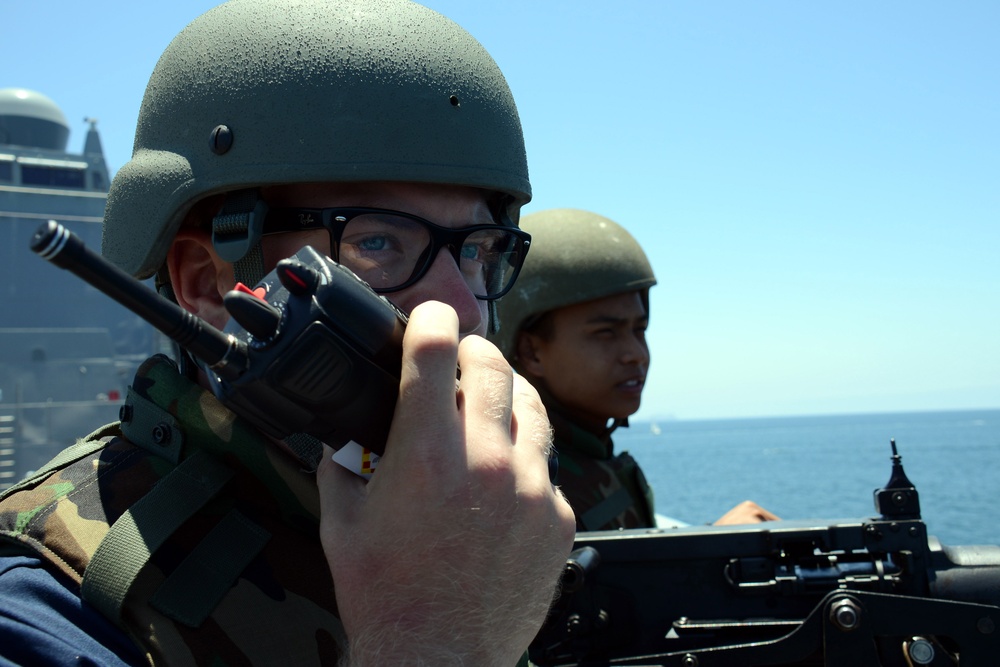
[337,212,522,298]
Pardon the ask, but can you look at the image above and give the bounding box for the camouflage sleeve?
[0,555,147,666]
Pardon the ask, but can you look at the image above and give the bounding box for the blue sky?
[5,1,998,420]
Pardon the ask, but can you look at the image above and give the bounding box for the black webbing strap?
[81,451,234,622]
[579,487,633,531]
[150,509,271,627]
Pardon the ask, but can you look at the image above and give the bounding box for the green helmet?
[102,0,531,279]
[491,208,656,362]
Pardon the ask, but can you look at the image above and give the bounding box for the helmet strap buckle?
[212,188,269,287]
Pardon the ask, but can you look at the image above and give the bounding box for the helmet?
[102,0,531,279]
[491,208,656,362]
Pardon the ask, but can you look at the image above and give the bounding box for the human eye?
[337,214,427,290]
[342,230,402,261]
[341,215,415,259]
[459,242,481,261]
[461,240,499,266]
[355,234,389,252]
[462,228,507,262]
[459,244,490,288]
[589,325,616,340]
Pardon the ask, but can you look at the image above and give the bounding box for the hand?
[316,301,576,666]
[714,500,781,525]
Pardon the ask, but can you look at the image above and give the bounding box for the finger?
[509,374,551,454]
[508,375,565,496]
[509,374,576,543]
[316,444,366,535]
[389,301,461,452]
[454,335,514,432]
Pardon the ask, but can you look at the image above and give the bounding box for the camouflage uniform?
[0,355,346,664]
[543,389,656,532]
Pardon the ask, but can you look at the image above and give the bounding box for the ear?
[166,229,236,331]
[515,331,547,379]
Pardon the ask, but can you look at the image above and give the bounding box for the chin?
[601,410,635,423]
[609,402,641,421]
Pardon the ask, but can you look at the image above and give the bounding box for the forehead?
[261,181,494,221]
[554,291,648,326]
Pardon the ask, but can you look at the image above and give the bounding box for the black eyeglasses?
[261,207,531,300]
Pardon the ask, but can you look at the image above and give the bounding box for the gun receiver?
[31,220,405,460]
[532,441,1000,666]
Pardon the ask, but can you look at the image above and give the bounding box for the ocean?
[614,408,1000,547]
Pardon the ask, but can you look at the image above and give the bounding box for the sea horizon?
[613,407,999,546]
[634,405,1000,426]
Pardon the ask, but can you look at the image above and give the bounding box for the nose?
[621,332,650,367]
[415,248,486,336]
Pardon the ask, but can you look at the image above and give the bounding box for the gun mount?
[532,441,1000,666]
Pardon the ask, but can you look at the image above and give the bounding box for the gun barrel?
[563,546,600,594]
[931,543,1000,607]
[31,220,242,372]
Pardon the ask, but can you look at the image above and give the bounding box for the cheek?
[544,364,604,412]
[473,299,489,335]
[380,279,488,318]
[541,343,586,382]
[553,344,618,391]
[381,288,487,321]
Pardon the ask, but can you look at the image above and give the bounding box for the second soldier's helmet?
[491,208,656,364]
[102,0,531,280]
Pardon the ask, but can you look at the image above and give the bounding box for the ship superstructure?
[0,88,158,490]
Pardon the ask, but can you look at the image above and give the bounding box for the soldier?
[0,1,574,665]
[493,208,777,531]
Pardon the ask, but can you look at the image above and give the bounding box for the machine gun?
[532,440,1000,666]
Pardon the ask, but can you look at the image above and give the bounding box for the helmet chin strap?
[212,188,269,289]
[488,301,501,335]
[488,200,518,336]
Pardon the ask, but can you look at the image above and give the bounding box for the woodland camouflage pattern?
[544,395,656,532]
[0,355,346,665]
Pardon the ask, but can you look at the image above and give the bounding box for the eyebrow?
[585,314,648,326]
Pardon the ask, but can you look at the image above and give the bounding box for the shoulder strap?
[579,487,632,531]
[150,508,271,627]
[81,450,234,622]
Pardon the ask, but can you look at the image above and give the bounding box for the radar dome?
[0,88,70,150]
